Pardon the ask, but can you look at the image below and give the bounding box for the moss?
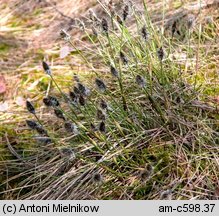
[134,183,153,199]
[33,8,43,16]
[0,43,12,53]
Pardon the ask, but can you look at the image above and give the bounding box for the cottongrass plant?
[1,1,219,200]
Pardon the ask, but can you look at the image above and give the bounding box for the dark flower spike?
[95,155,102,162]
[96,109,106,121]
[92,172,102,183]
[43,96,60,107]
[42,61,51,75]
[78,83,86,94]
[26,120,38,130]
[160,189,172,200]
[116,15,123,25]
[187,15,195,29]
[141,25,149,41]
[95,78,106,92]
[35,136,52,145]
[69,91,78,103]
[73,74,80,83]
[99,121,106,133]
[120,51,128,65]
[123,4,129,21]
[26,101,35,114]
[90,123,97,131]
[139,164,153,181]
[59,147,75,161]
[157,47,164,61]
[26,120,47,135]
[64,122,78,134]
[99,99,108,110]
[101,18,108,34]
[139,170,150,181]
[79,95,86,106]
[36,126,48,135]
[60,29,71,41]
[54,108,66,121]
[60,147,74,156]
[43,97,52,107]
[50,96,60,107]
[110,65,119,77]
[73,86,80,95]
[205,16,213,25]
[136,75,146,88]
[171,20,177,37]
[77,82,90,96]
[91,26,98,37]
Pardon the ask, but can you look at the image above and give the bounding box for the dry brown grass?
[0,0,219,200]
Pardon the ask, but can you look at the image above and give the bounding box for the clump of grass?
[1,1,219,200]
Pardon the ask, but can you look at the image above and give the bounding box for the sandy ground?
[0,0,218,117]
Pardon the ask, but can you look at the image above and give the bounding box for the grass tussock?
[0,0,219,200]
